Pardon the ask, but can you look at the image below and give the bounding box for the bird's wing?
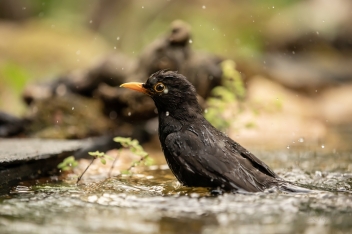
[164,128,275,191]
[229,141,278,178]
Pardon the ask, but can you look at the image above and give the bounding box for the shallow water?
[1,146,352,234]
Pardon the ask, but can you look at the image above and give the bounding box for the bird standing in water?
[120,70,307,193]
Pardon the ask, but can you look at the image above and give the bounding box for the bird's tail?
[265,182,313,193]
[278,182,313,193]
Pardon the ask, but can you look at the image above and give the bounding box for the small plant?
[76,151,114,184]
[57,137,153,184]
[113,137,153,174]
[205,59,246,131]
[88,151,114,165]
[57,156,78,171]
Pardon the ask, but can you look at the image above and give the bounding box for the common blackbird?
[120,70,308,193]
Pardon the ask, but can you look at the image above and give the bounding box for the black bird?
[120,70,308,193]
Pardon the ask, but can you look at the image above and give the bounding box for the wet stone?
[0,138,86,194]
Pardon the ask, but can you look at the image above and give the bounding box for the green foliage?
[88,151,114,165]
[114,137,148,158]
[274,97,283,110]
[57,137,153,184]
[0,62,29,92]
[245,122,256,129]
[114,137,153,175]
[221,60,246,99]
[57,156,78,171]
[0,62,30,112]
[205,59,246,131]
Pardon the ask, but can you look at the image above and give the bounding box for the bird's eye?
[154,82,165,92]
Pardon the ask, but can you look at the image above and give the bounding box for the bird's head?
[120,70,202,118]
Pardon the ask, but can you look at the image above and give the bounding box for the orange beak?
[120,82,148,95]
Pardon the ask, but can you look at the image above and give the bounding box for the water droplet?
[128,112,131,116]
[72,107,74,110]
[166,111,169,116]
[287,145,290,149]
[202,5,206,9]
[116,37,120,40]
[272,6,275,8]
[142,6,144,8]
[298,137,304,143]
[321,145,325,149]
[189,39,193,44]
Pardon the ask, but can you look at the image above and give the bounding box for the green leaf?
[57,156,78,170]
[100,158,106,165]
[88,151,97,156]
[57,162,65,169]
[88,151,104,157]
[64,156,75,163]
[114,137,131,144]
[245,122,256,128]
[62,166,71,171]
[144,157,154,166]
[104,155,114,161]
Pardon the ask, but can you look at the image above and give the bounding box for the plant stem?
[125,155,148,173]
[76,157,96,185]
[108,150,120,177]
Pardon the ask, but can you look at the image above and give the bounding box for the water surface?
[1,146,351,234]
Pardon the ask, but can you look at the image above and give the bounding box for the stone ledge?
[0,138,86,194]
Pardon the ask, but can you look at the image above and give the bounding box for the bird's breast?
[158,115,182,141]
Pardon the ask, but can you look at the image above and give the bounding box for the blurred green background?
[0,0,351,120]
